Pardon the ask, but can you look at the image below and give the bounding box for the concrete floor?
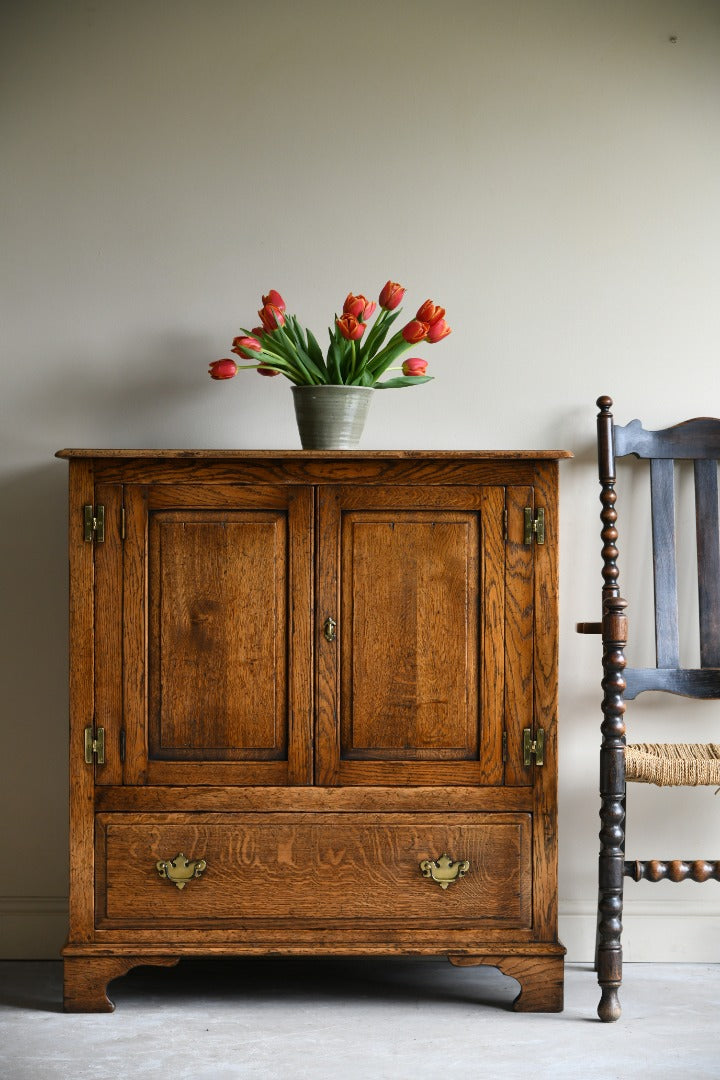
[0,959,717,1080]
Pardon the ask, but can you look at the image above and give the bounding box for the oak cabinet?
[58,450,568,1012]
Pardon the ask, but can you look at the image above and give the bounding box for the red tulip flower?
[261,290,286,312]
[258,304,285,332]
[336,313,366,341]
[231,335,262,358]
[379,281,405,310]
[343,293,376,321]
[210,281,447,390]
[426,318,451,343]
[208,358,238,380]
[416,300,445,326]
[401,319,430,344]
[402,357,428,377]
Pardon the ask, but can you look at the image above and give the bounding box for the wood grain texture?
[90,927,543,948]
[341,510,479,759]
[121,483,313,786]
[479,487,506,784]
[86,458,547,490]
[68,937,564,954]
[317,484,506,786]
[93,484,124,785]
[58,449,573,460]
[63,953,179,1012]
[449,953,564,1012]
[650,457,679,667]
[148,510,288,759]
[122,483,149,785]
[67,460,96,942]
[504,486,534,788]
[95,785,535,813]
[531,463,561,941]
[95,813,532,930]
[613,416,720,459]
[60,449,566,1012]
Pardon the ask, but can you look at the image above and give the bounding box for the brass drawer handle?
[156,852,207,890]
[420,853,470,890]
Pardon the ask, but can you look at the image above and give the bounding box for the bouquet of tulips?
[208,281,451,388]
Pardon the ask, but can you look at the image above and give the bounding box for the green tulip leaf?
[360,309,401,364]
[305,327,326,369]
[275,324,326,384]
[327,334,343,384]
[374,375,434,389]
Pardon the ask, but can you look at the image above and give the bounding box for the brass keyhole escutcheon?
[324,616,337,642]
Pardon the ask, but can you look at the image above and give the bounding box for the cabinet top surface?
[56,448,573,460]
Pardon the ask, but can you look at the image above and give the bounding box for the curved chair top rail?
[614,416,720,460]
[598,397,720,460]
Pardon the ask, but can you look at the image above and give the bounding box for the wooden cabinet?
[58,450,568,1012]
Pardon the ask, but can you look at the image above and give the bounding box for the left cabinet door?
[104,482,314,786]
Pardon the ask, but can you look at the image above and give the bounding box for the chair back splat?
[581,395,720,1022]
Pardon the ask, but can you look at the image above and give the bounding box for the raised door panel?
[315,485,508,786]
[120,484,313,786]
[148,510,286,760]
[341,510,479,758]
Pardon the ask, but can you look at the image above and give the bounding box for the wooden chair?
[578,395,720,1022]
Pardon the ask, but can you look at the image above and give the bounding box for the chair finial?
[597,395,613,413]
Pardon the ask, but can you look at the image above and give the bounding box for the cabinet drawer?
[96,813,532,930]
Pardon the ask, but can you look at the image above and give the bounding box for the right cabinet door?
[315,484,536,787]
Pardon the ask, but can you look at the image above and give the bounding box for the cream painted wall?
[2,0,720,961]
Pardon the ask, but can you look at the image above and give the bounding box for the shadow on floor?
[1,957,522,1014]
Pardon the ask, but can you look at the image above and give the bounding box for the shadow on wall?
[40,333,225,449]
[0,464,70,894]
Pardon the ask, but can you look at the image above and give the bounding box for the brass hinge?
[84,725,105,764]
[119,729,126,763]
[83,504,105,543]
[523,507,545,545]
[523,728,545,766]
[503,508,508,541]
[502,731,508,763]
[120,506,126,541]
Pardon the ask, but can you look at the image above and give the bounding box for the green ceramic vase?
[292,385,374,449]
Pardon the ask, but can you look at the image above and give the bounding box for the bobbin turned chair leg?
[597,734,625,1021]
[596,842,624,1022]
[597,594,628,1022]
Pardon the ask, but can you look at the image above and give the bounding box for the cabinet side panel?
[532,463,561,939]
[67,459,96,942]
